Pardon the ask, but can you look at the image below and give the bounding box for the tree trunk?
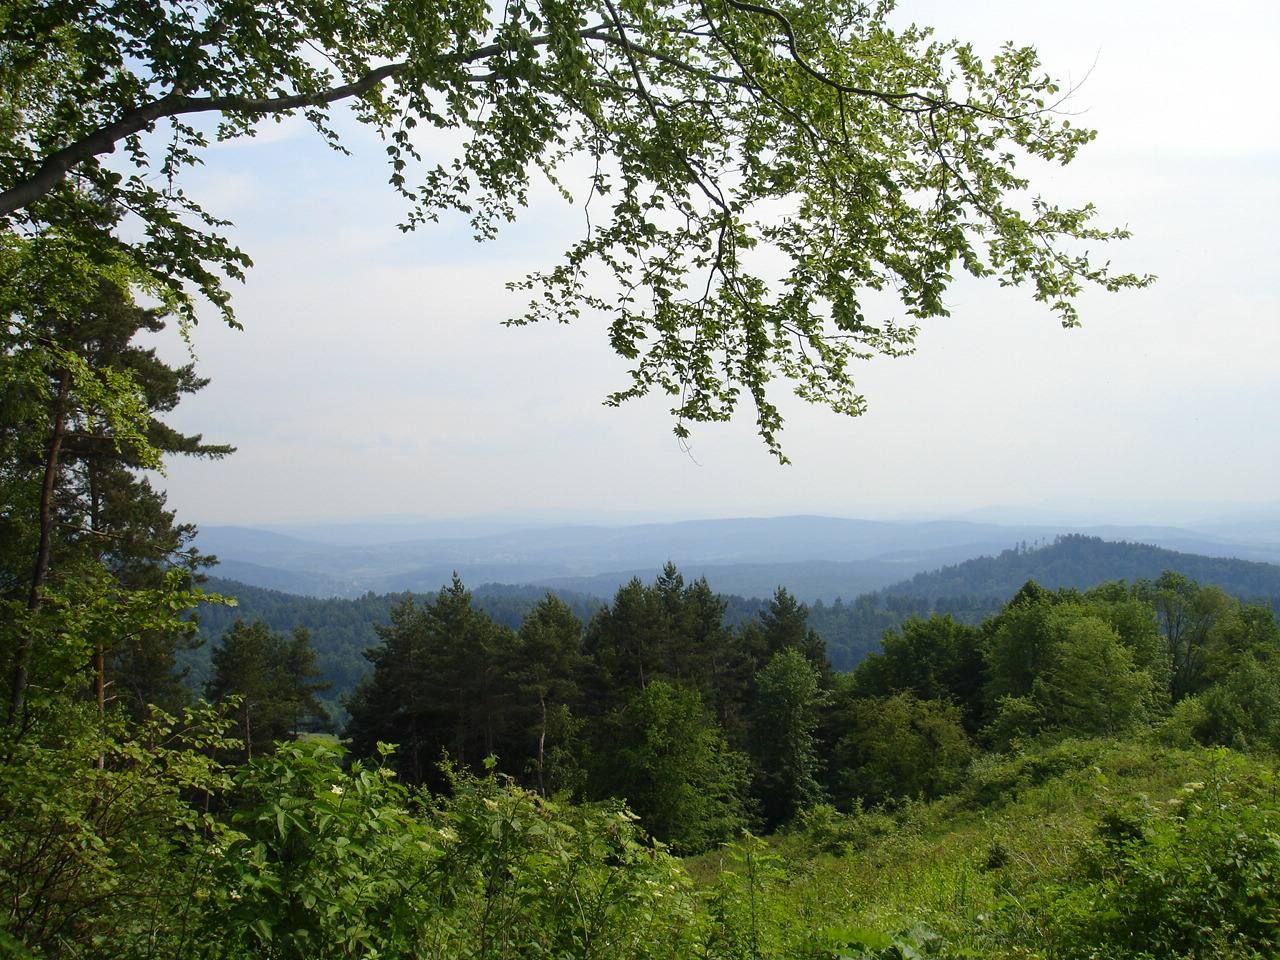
[9,371,70,723]
[244,705,253,761]
[93,645,106,770]
[90,462,105,768]
[537,693,547,797]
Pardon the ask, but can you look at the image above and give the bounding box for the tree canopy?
[1,0,1150,454]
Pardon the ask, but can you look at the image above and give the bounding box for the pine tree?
[512,594,586,795]
[2,224,229,721]
[206,620,329,760]
[345,576,519,786]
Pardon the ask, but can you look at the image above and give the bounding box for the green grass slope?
[687,738,1280,959]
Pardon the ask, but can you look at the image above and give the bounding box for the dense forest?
[12,532,1280,956]
[188,534,1280,706]
[332,565,1280,847]
[187,579,609,711]
[881,535,1280,607]
[7,295,1280,955]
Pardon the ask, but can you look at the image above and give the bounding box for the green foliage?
[0,700,236,957]
[751,649,827,828]
[594,680,749,852]
[585,566,744,713]
[793,803,897,856]
[202,746,699,960]
[1,219,229,723]
[513,593,588,794]
[205,619,331,759]
[832,692,973,805]
[1,564,222,716]
[188,577,604,705]
[1192,657,1280,752]
[0,229,170,470]
[9,558,1280,958]
[1137,571,1238,701]
[1031,614,1150,736]
[4,0,1149,453]
[850,615,985,728]
[960,737,1106,809]
[982,596,1156,743]
[980,694,1045,753]
[197,742,434,959]
[690,740,1280,960]
[701,833,790,960]
[430,765,699,959]
[757,588,830,675]
[807,924,946,960]
[1027,753,1280,959]
[345,575,521,786]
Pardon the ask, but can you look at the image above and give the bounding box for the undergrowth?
[686,739,1280,959]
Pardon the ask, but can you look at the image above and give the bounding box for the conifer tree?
[346,576,519,785]
[2,222,228,720]
[512,594,586,795]
[206,620,329,759]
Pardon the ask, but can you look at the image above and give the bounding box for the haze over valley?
[196,508,1280,602]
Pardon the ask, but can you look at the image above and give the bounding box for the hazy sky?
[148,0,1280,527]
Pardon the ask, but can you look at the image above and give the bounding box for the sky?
[147,0,1280,528]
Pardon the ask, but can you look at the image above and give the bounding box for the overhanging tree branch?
[0,63,403,217]
[1,0,1152,457]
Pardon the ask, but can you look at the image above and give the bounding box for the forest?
[186,533,1280,710]
[9,538,1280,957]
[4,0,1274,957]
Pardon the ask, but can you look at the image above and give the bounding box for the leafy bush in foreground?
[196,745,698,960]
[1026,751,1280,959]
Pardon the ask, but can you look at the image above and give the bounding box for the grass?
[683,737,1259,957]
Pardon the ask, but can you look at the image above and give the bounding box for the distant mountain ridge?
[880,534,1280,604]
[195,514,1280,600]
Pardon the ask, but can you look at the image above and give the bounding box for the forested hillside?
[189,536,1280,703]
[175,568,1280,957]
[815,534,1280,667]
[188,578,606,701]
[883,534,1280,605]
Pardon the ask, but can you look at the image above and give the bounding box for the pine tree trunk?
[9,372,70,723]
[93,645,106,770]
[537,693,547,797]
[244,705,253,761]
[90,465,105,768]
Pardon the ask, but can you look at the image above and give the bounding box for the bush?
[962,738,1102,808]
[197,746,700,959]
[1025,752,1280,959]
[834,693,973,805]
[793,803,896,855]
[0,701,236,958]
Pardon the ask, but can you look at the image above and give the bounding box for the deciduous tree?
[592,679,748,851]
[750,647,825,827]
[1138,572,1236,701]
[2,0,1150,453]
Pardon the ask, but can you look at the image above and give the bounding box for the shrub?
[1025,752,1280,959]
